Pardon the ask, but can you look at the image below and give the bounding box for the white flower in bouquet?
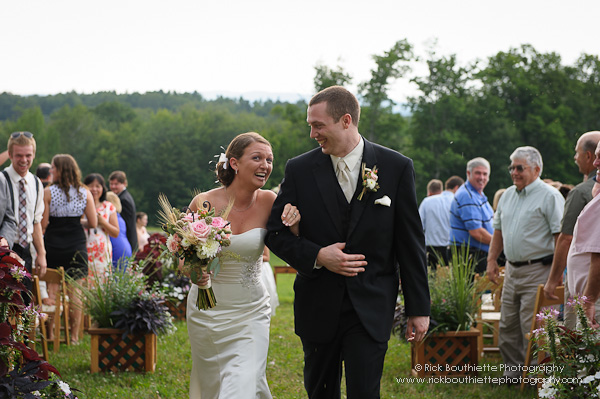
[198,239,220,259]
[181,237,192,249]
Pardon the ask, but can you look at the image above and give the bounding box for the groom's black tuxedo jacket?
[266,138,430,343]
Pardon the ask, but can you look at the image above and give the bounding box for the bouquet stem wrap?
[194,266,216,310]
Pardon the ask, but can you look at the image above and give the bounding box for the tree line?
[1,40,599,225]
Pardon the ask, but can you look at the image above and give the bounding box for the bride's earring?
[235,169,238,175]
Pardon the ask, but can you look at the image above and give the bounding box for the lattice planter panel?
[89,328,157,373]
[411,329,479,377]
[165,297,187,321]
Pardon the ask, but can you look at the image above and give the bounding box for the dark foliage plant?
[111,296,174,339]
[0,244,78,398]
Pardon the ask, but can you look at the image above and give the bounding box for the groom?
[266,86,430,398]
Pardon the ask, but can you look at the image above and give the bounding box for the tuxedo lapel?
[347,139,378,240]
[312,153,345,238]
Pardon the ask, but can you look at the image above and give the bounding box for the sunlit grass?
[47,269,534,398]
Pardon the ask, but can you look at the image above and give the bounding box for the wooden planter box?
[165,297,187,321]
[89,328,157,373]
[411,329,479,377]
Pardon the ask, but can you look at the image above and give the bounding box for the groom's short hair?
[309,86,360,127]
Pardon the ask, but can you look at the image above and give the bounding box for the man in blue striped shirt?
[449,157,494,273]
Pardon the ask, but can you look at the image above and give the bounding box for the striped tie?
[18,178,28,247]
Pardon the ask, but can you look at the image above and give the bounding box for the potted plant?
[0,243,79,398]
[408,246,482,377]
[74,266,175,373]
[533,296,600,397]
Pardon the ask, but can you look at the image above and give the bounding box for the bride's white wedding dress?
[187,228,272,399]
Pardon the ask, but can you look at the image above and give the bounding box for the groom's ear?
[341,114,352,129]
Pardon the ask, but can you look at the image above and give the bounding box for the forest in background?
[1,40,600,224]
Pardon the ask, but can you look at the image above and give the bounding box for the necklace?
[227,188,257,212]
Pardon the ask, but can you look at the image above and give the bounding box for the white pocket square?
[374,195,391,207]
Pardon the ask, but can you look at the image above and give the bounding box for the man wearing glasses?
[486,146,564,380]
[3,131,47,305]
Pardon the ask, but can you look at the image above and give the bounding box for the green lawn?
[48,272,536,398]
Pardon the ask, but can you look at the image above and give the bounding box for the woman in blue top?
[106,191,132,271]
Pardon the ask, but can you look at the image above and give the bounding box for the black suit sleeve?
[393,160,430,317]
[265,159,321,275]
[120,191,138,252]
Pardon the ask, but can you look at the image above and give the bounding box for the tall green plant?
[428,245,479,333]
[71,268,146,328]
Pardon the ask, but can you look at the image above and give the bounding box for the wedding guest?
[83,173,119,278]
[186,132,300,398]
[136,212,150,251]
[0,173,17,249]
[487,146,564,379]
[106,192,132,271]
[419,176,463,268]
[42,154,97,344]
[35,162,53,187]
[109,171,138,252]
[565,140,600,328]
[492,188,506,212]
[544,131,600,327]
[266,86,430,398]
[449,157,494,274]
[3,131,46,307]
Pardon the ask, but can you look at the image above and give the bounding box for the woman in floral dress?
[83,174,119,278]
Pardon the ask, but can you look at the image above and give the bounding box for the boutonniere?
[357,162,379,201]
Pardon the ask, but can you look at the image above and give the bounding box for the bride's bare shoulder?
[258,189,277,207]
[189,187,226,212]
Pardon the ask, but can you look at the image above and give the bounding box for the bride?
[186,132,299,399]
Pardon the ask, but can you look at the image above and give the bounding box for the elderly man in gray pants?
[487,146,565,380]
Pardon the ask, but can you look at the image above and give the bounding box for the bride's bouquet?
[158,193,232,310]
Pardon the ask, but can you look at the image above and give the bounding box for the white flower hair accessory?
[216,152,228,169]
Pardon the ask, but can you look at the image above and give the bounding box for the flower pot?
[89,328,157,373]
[411,329,479,377]
[165,297,187,321]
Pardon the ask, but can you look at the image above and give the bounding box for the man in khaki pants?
[487,146,564,380]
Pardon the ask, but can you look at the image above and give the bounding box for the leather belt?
[509,255,553,267]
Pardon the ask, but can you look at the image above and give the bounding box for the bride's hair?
[216,132,271,187]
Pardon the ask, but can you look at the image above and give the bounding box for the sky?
[3,0,600,104]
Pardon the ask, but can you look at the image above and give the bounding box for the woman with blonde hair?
[42,154,97,344]
[106,191,132,271]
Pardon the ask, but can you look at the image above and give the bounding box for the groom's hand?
[406,316,430,342]
[316,242,366,277]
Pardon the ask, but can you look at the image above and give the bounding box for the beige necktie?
[336,159,353,203]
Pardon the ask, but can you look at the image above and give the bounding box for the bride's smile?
[232,142,273,188]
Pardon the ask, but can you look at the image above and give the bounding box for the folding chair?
[41,267,70,352]
[474,268,504,357]
[29,275,50,360]
[520,284,564,392]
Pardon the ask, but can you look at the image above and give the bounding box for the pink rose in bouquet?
[211,217,228,229]
[189,220,211,242]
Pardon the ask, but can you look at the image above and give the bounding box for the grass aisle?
[49,272,535,398]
